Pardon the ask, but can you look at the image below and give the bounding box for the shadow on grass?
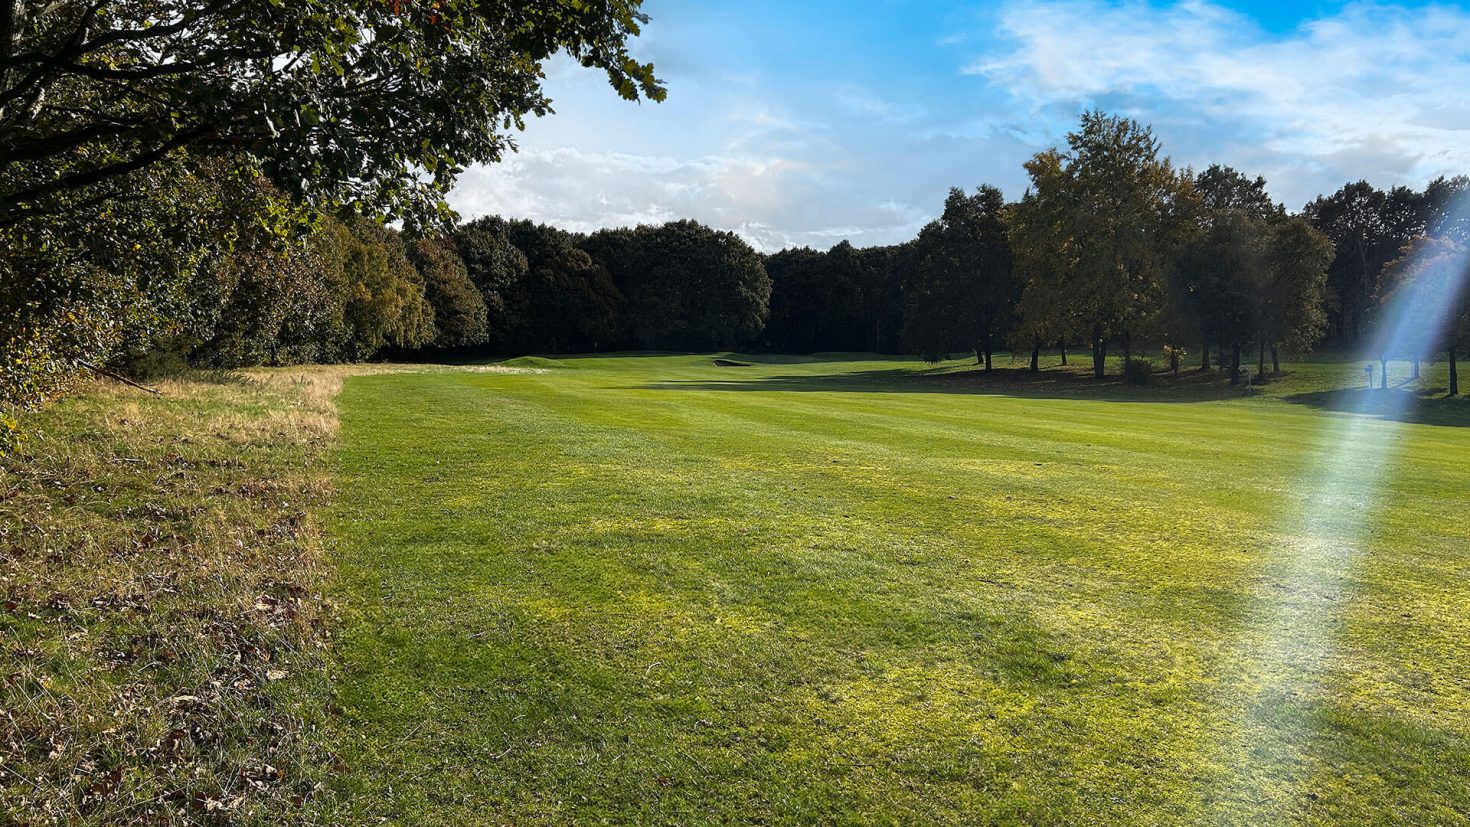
[639,363,1470,425]
[1284,388,1470,428]
[636,365,1254,404]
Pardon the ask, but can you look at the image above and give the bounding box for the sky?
[447,0,1470,252]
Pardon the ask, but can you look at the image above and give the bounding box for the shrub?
[1124,358,1154,385]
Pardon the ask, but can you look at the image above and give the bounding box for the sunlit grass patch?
[324,353,1470,824]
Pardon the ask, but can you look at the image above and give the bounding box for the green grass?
[324,353,1470,825]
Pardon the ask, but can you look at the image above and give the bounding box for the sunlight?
[1219,198,1470,816]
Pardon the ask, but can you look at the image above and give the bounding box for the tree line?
[103,110,1470,401]
[6,0,1469,460]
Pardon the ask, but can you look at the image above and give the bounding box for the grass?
[322,352,1470,824]
[0,368,356,823]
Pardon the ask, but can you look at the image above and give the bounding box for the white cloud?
[972,0,1470,207]
[448,146,930,252]
[445,2,1470,250]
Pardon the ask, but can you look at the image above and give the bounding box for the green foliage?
[515,247,622,353]
[317,218,436,360]
[1194,164,1283,222]
[1176,209,1269,357]
[1,0,663,424]
[408,234,491,350]
[762,242,883,353]
[1262,217,1333,353]
[585,220,770,350]
[0,157,269,419]
[454,215,531,347]
[1,0,665,228]
[1011,112,1197,377]
[902,185,1016,366]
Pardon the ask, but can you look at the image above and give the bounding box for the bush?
[1123,358,1154,385]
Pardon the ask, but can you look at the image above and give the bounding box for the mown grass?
[323,352,1470,824]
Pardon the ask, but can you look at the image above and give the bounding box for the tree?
[762,242,872,354]
[1194,164,1281,222]
[1,156,274,426]
[1,0,662,421]
[1011,112,1194,378]
[853,243,908,353]
[315,217,435,360]
[1378,236,1470,396]
[1176,210,1267,384]
[1424,175,1470,244]
[454,215,530,349]
[514,247,621,353]
[1,0,664,226]
[1259,217,1332,374]
[1302,181,1426,343]
[585,220,770,351]
[763,246,836,353]
[408,234,490,350]
[902,185,1016,368]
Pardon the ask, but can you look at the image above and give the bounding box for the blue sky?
[448,0,1470,251]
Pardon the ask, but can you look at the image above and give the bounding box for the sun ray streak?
[1214,198,1470,820]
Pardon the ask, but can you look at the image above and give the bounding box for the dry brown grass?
[0,362,478,825]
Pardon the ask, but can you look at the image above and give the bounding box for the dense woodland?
[2,0,1468,457]
[6,113,1470,427]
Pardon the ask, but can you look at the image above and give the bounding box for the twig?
[75,359,160,395]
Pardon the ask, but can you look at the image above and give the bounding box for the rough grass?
[325,352,1469,825]
[0,366,363,824]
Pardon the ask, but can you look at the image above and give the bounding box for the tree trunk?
[1030,341,1041,372]
[1169,345,1180,376]
[1230,344,1241,385]
[1092,326,1107,379]
[1450,346,1459,397]
[1217,341,1226,370]
[1380,356,1388,390]
[1121,330,1133,364]
[1270,343,1280,374]
[1257,338,1266,378]
[1200,334,1211,370]
[984,348,993,372]
[1060,342,1068,366]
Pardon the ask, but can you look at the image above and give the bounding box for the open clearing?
[323,353,1470,824]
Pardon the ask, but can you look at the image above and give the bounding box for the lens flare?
[1215,201,1470,818]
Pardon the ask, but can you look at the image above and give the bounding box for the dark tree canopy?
[1303,181,1403,341]
[586,220,770,351]
[409,234,490,350]
[496,220,620,353]
[1194,164,1282,223]
[1175,210,1268,383]
[902,185,1015,367]
[453,215,530,347]
[0,0,665,225]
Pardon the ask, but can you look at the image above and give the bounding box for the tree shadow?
[1283,388,1470,428]
[635,365,1254,404]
